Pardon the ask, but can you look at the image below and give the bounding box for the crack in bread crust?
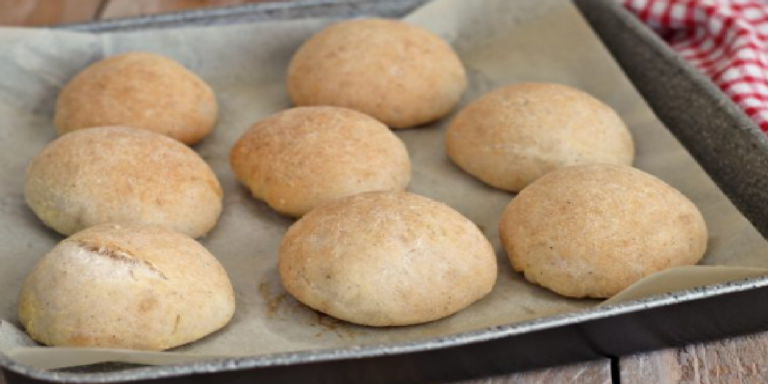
[74,239,169,280]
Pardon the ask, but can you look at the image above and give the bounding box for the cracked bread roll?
[279,191,497,326]
[230,106,411,217]
[447,83,635,192]
[499,164,708,299]
[17,224,235,351]
[25,126,222,238]
[287,18,466,128]
[55,52,218,145]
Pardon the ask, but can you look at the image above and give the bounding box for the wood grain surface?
[621,331,768,384]
[0,0,282,26]
[0,0,103,26]
[458,359,612,384]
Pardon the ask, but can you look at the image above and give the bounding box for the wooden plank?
[100,0,280,20]
[456,359,612,384]
[0,0,104,26]
[620,331,768,383]
[619,349,679,384]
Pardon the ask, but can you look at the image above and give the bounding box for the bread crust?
[230,106,411,217]
[287,18,466,128]
[499,164,708,299]
[55,52,218,145]
[279,191,497,326]
[447,83,635,192]
[17,224,235,351]
[25,126,223,238]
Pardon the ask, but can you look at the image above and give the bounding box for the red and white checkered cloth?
[623,0,768,133]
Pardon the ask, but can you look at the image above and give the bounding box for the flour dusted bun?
[447,83,634,192]
[279,191,497,326]
[499,164,708,299]
[230,107,410,217]
[25,126,222,238]
[55,52,217,145]
[17,224,235,351]
[287,18,466,128]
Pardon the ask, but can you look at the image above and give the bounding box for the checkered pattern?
[623,0,768,133]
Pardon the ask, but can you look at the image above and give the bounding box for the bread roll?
[447,83,635,192]
[287,18,466,128]
[499,164,708,298]
[25,126,222,238]
[17,224,235,351]
[55,52,217,145]
[230,107,410,217]
[279,191,497,326]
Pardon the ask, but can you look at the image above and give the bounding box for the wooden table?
[2,1,768,383]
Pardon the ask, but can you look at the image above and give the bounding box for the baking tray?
[5,0,768,383]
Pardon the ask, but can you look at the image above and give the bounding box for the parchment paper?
[2,0,768,370]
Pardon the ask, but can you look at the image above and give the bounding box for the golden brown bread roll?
[55,52,217,145]
[25,126,222,238]
[499,164,708,299]
[230,106,411,217]
[17,224,235,351]
[447,83,635,192]
[287,18,466,128]
[279,191,497,326]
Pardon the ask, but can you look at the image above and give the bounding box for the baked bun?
[287,18,466,128]
[230,107,410,217]
[499,164,708,299]
[55,52,217,145]
[279,191,497,326]
[17,224,235,351]
[447,83,634,192]
[25,126,222,238]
